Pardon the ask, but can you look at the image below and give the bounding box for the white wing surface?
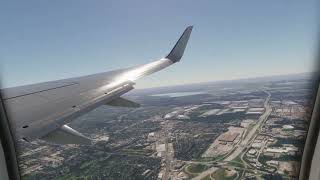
[1,26,193,144]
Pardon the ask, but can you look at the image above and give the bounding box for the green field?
[187,164,208,174]
[211,168,237,180]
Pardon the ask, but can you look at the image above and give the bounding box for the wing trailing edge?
[106,97,140,108]
[40,125,91,145]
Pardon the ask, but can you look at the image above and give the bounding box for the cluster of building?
[163,99,266,121]
[271,100,308,119]
[243,100,307,177]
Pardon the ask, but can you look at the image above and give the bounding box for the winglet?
[166,26,193,63]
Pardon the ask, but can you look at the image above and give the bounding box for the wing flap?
[106,97,140,108]
[40,125,91,145]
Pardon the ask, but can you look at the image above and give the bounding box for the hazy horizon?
[1,70,315,90]
[134,71,317,90]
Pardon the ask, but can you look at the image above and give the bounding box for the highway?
[163,136,170,180]
[224,91,271,161]
[192,91,271,179]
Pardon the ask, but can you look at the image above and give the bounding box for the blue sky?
[1,0,318,88]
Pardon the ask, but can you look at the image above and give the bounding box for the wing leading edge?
[2,26,193,144]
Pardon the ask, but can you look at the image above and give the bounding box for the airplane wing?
[1,26,193,145]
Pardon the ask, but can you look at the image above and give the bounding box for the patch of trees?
[173,135,215,161]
